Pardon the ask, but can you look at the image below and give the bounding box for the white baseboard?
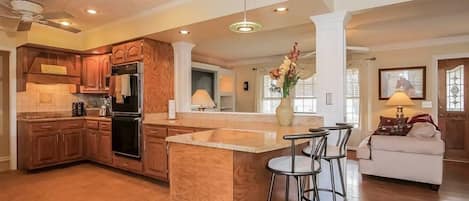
[0,156,10,163]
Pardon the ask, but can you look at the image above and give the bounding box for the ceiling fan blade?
[41,20,81,33]
[41,11,73,19]
[17,21,32,31]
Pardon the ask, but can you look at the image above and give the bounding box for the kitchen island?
[158,112,323,201]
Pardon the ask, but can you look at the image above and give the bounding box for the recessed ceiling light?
[86,9,97,14]
[179,30,190,35]
[274,7,288,12]
[60,21,71,26]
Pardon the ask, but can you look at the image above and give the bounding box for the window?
[345,68,360,126]
[294,77,317,113]
[446,65,464,112]
[261,75,317,113]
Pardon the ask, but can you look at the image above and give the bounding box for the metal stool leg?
[296,176,302,201]
[336,158,347,198]
[286,176,290,201]
[329,161,337,201]
[313,175,320,201]
[268,173,276,201]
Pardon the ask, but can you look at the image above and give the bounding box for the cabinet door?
[111,43,126,64]
[125,40,143,62]
[143,135,168,180]
[98,131,113,164]
[86,129,98,161]
[100,54,111,90]
[82,56,101,90]
[32,132,60,167]
[61,129,84,161]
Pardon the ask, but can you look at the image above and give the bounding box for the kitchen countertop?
[166,128,311,153]
[18,116,112,122]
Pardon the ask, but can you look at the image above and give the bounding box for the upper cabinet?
[80,54,111,93]
[17,46,81,91]
[111,40,144,64]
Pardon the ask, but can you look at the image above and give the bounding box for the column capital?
[172,41,196,50]
[310,11,351,29]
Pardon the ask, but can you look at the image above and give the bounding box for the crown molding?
[370,35,469,52]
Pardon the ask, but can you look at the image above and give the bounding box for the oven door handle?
[112,117,142,121]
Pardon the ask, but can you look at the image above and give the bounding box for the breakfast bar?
[153,112,323,201]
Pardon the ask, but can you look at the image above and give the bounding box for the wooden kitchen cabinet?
[85,129,98,160]
[61,129,84,161]
[143,125,169,180]
[111,40,143,64]
[168,127,195,136]
[18,119,85,170]
[32,132,60,167]
[81,54,111,93]
[98,131,113,164]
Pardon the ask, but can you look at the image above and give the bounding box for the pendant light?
[229,0,262,33]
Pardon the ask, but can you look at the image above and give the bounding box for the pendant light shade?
[229,0,262,33]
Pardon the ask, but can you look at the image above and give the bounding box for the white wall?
[0,30,17,170]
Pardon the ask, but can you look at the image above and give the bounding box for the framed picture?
[379,66,426,100]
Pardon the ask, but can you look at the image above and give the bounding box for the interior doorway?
[438,58,469,162]
[0,50,10,171]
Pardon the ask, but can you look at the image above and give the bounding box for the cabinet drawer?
[86,120,99,130]
[31,122,58,133]
[144,126,167,138]
[114,155,143,173]
[168,127,195,136]
[60,120,84,130]
[99,121,112,132]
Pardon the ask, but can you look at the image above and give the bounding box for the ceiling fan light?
[229,21,262,33]
[60,21,71,26]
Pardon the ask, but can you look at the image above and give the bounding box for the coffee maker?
[99,97,112,117]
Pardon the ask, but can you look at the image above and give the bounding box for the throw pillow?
[378,116,409,127]
[407,122,437,138]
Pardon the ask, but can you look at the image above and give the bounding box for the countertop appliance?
[111,62,143,159]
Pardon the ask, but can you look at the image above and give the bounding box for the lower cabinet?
[85,129,98,160]
[143,134,168,180]
[61,129,84,161]
[32,132,61,167]
[98,131,113,164]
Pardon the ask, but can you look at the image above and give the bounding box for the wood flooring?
[0,159,468,201]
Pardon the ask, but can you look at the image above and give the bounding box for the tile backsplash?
[17,83,104,113]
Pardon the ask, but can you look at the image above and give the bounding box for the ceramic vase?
[276,97,294,126]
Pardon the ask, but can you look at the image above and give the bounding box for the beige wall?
[348,42,469,147]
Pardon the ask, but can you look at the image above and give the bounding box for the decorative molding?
[371,35,469,52]
[0,156,9,163]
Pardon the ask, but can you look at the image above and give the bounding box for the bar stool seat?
[268,155,321,174]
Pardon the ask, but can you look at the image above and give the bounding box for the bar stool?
[267,129,329,201]
[302,123,353,201]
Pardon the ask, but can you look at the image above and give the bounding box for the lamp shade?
[386,90,415,106]
[192,89,215,108]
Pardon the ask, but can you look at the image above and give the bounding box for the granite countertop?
[18,116,112,122]
[143,118,220,128]
[166,128,311,153]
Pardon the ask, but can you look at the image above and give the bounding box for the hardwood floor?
[0,160,468,201]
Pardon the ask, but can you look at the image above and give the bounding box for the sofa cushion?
[407,122,437,138]
[370,135,444,155]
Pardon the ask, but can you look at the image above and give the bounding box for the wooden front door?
[438,58,469,161]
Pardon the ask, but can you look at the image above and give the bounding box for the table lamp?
[191,89,215,111]
[386,89,415,131]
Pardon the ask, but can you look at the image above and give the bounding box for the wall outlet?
[421,101,432,108]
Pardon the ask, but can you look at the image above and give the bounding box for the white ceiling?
[148,0,469,63]
[0,0,175,30]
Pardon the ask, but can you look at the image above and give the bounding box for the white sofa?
[357,132,445,189]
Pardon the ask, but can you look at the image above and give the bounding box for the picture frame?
[379,66,426,100]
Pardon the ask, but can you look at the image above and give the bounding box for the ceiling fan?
[0,0,80,33]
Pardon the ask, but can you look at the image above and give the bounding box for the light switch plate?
[421,101,432,108]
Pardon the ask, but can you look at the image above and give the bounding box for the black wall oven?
[111,62,143,159]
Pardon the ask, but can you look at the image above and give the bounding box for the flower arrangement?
[269,42,301,98]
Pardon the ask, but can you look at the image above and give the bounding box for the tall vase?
[276,97,294,126]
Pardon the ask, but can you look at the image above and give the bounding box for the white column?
[311,11,351,126]
[172,41,195,112]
